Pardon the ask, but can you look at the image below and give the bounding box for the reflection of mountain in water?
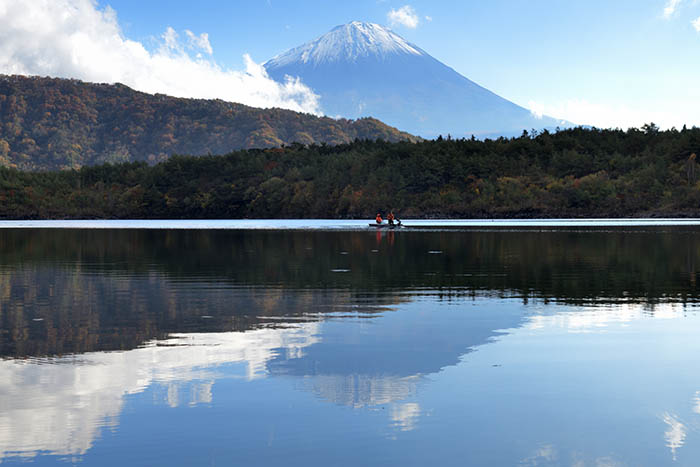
[3,300,696,462]
[0,297,519,461]
[4,296,693,462]
[270,300,520,407]
[2,227,700,465]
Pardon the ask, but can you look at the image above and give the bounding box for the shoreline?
[3,218,700,230]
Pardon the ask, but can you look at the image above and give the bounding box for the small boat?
[368,222,403,229]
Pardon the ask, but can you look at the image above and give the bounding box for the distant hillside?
[0,74,418,170]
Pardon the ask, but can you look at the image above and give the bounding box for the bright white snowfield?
[267,22,424,67]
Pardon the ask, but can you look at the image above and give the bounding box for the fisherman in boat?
[375,213,383,224]
[387,211,395,226]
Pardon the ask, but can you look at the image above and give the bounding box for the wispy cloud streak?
[663,0,683,18]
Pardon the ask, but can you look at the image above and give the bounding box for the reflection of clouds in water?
[165,380,214,408]
[294,372,425,434]
[591,457,623,467]
[521,445,624,467]
[527,305,699,463]
[390,402,421,432]
[0,324,320,460]
[527,303,684,332]
[300,374,421,408]
[520,444,558,466]
[0,319,429,461]
[662,412,686,461]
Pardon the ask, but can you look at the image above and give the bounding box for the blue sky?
[2,0,699,129]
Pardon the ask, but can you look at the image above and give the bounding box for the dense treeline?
[2,124,700,218]
[0,74,417,170]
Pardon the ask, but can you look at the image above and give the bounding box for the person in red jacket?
[375,213,383,224]
[387,212,395,225]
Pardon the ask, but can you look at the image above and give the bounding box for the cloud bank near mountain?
[0,0,320,114]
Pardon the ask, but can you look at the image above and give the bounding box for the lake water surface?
[2,223,700,465]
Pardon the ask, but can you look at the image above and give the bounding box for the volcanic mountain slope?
[265,22,566,138]
[0,74,418,170]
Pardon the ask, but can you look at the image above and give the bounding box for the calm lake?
[2,222,700,466]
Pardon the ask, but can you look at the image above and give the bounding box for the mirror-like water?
[2,226,700,465]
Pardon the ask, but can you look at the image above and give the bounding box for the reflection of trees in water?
[2,228,700,358]
[3,228,700,300]
[0,267,381,358]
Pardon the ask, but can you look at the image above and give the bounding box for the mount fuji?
[265,22,567,138]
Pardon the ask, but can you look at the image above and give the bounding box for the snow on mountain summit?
[266,21,424,67]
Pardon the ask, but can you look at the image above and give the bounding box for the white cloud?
[663,0,683,18]
[0,0,320,114]
[693,16,700,31]
[528,100,544,119]
[388,5,420,29]
[525,98,700,130]
[185,30,213,55]
[163,26,180,52]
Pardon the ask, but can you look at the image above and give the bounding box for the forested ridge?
[2,124,700,219]
[0,74,417,170]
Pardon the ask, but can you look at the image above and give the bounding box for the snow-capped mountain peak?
[266,21,424,67]
[264,21,568,137]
